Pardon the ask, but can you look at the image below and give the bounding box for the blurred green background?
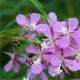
[0,0,80,80]
[1,0,80,30]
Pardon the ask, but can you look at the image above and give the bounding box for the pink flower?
[53,18,79,48]
[26,69,48,80]
[16,13,40,31]
[48,46,80,76]
[16,13,40,40]
[19,31,36,40]
[25,45,54,75]
[4,53,28,73]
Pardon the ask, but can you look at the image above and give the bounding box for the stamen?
[41,39,53,50]
[30,23,37,30]
[74,50,80,61]
[52,61,63,76]
[60,27,69,35]
[76,54,80,61]
[57,61,62,73]
[41,42,48,50]
[55,67,63,74]
[26,71,32,80]
[33,58,41,65]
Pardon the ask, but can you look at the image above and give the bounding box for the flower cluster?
[4,12,80,80]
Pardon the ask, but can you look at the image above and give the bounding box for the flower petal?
[63,47,74,57]
[4,60,13,72]
[17,56,29,63]
[27,34,36,40]
[36,24,51,38]
[16,14,28,26]
[31,64,42,75]
[44,43,55,53]
[48,12,57,27]
[65,59,80,71]
[30,13,40,23]
[39,72,48,80]
[48,65,58,76]
[49,54,60,66]
[36,24,49,32]
[13,61,20,73]
[68,18,79,32]
[60,72,64,80]
[48,12,57,21]
[53,21,67,33]
[56,36,69,48]
[25,45,37,54]
[72,30,80,46]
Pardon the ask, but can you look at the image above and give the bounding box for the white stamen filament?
[26,71,32,80]
[41,39,53,50]
[60,27,69,35]
[41,42,48,50]
[55,67,63,75]
[76,54,80,61]
[30,23,37,30]
[52,61,63,76]
[74,50,80,61]
[55,61,62,74]
[33,58,41,65]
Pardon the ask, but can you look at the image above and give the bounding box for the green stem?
[29,0,47,18]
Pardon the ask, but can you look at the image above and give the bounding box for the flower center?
[41,42,48,50]
[60,27,69,35]
[30,23,37,30]
[41,39,53,50]
[33,58,41,65]
[74,50,80,61]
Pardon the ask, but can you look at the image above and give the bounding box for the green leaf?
[0,65,27,80]
[29,0,47,19]
[0,29,22,48]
